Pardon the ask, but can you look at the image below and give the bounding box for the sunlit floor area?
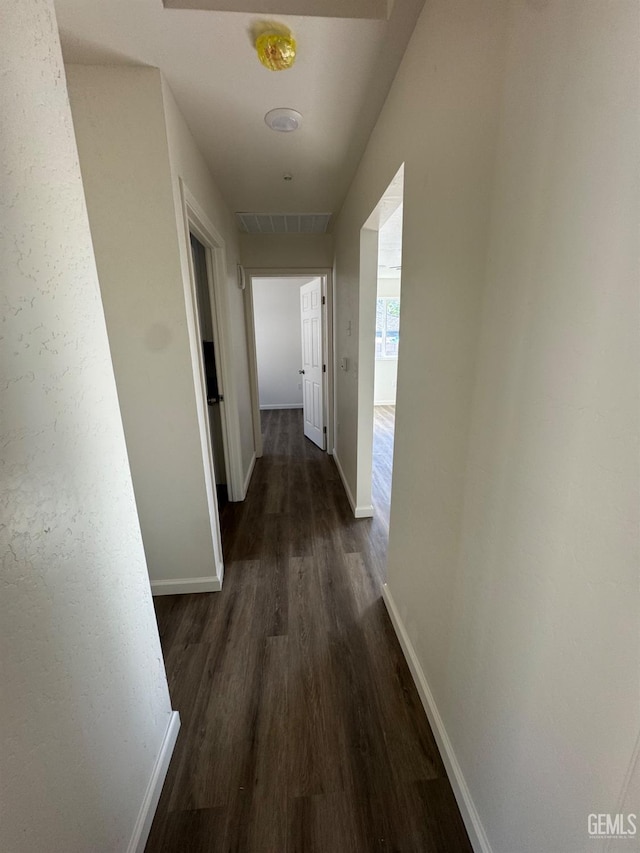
[372,404,396,532]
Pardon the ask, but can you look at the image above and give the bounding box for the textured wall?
[0,4,172,851]
[66,65,222,586]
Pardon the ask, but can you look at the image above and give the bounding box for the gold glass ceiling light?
[255,24,296,71]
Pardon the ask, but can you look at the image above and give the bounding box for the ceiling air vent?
[235,212,332,235]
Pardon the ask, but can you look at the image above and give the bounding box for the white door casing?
[300,278,325,449]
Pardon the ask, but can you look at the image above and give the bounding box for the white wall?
[374,277,401,405]
[333,1,639,851]
[447,3,639,849]
[334,0,505,515]
[240,233,334,269]
[252,277,312,409]
[67,67,256,590]
[374,359,397,405]
[1,5,173,851]
[67,65,222,590]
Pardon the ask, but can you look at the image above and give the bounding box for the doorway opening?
[356,165,404,533]
[244,269,334,458]
[190,233,229,508]
[180,180,247,589]
[373,202,403,528]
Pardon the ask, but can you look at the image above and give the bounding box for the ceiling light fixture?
[264,108,302,133]
[255,26,296,71]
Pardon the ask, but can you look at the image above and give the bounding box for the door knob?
[299,369,305,374]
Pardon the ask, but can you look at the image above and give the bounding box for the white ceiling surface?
[164,0,390,19]
[364,163,403,275]
[378,202,403,275]
[55,0,424,218]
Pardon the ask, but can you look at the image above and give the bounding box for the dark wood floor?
[146,408,471,853]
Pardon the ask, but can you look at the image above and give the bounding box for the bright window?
[375,297,400,359]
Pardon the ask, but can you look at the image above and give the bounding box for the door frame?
[243,268,334,458]
[354,164,404,517]
[178,180,244,588]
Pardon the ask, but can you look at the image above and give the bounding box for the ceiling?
[54,0,424,223]
[163,0,390,19]
[361,163,403,275]
[378,203,403,276]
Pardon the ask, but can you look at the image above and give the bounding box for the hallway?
[146,409,471,852]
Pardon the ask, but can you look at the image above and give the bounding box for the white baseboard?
[127,710,180,853]
[381,584,492,853]
[332,450,354,511]
[259,404,303,410]
[353,504,373,518]
[354,504,374,518]
[374,400,396,406]
[332,451,374,519]
[151,576,221,596]
[241,451,257,499]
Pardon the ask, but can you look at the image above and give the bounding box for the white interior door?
[300,278,325,449]
[188,231,225,586]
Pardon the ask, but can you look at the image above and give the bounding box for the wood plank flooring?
[372,405,396,530]
[146,408,471,853]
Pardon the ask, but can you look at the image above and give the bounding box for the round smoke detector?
[264,108,302,132]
